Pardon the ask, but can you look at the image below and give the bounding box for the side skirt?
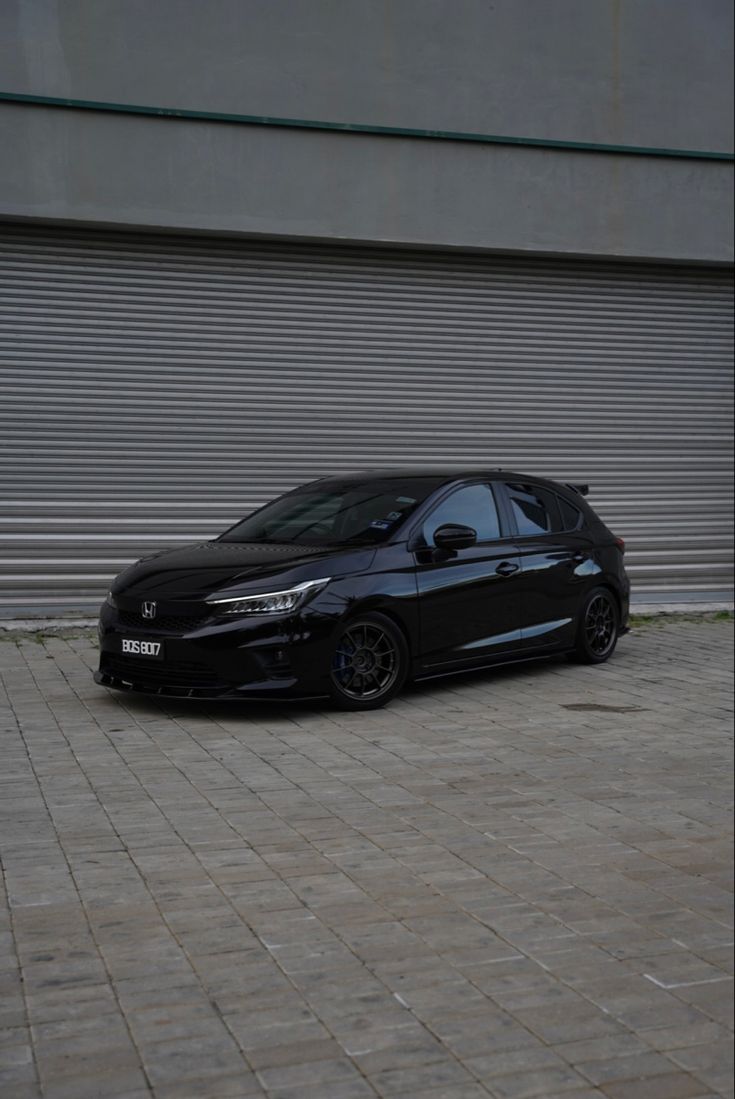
[413,647,573,684]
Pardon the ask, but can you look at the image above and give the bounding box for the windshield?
[219,477,447,546]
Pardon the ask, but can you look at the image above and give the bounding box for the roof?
[316,466,492,478]
[313,467,562,485]
[309,468,591,500]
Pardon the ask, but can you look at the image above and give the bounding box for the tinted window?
[505,483,561,536]
[558,495,583,531]
[423,484,501,545]
[220,477,446,546]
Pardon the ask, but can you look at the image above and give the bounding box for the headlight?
[105,591,117,608]
[207,577,330,616]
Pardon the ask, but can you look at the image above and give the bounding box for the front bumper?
[92,667,313,700]
[95,600,334,700]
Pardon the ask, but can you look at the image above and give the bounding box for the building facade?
[0,0,733,612]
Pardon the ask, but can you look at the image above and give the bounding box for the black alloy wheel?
[570,587,619,664]
[329,613,408,710]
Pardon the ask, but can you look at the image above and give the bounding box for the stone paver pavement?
[0,616,732,1099]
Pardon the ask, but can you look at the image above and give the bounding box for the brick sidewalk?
[1,618,732,1099]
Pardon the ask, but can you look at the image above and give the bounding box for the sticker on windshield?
[370,520,391,530]
[396,496,416,505]
[386,511,402,521]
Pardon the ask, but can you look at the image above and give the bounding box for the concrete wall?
[0,0,733,260]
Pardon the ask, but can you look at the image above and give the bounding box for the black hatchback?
[95,469,630,710]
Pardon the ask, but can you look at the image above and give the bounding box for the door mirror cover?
[433,524,478,551]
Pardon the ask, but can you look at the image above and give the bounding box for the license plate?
[120,638,164,659]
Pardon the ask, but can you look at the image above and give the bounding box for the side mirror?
[433,524,477,551]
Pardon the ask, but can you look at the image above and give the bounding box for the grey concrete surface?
[2,0,732,151]
[0,617,732,1098]
[2,101,732,263]
[1,0,732,259]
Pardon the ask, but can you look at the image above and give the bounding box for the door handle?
[496,561,519,576]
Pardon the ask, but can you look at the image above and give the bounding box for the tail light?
[614,536,626,554]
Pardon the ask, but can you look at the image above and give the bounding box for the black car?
[95,469,630,710]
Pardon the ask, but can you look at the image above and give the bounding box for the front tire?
[569,587,619,664]
[328,613,408,710]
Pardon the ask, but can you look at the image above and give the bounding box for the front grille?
[101,653,227,689]
[117,609,208,633]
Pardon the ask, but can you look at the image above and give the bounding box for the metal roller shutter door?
[0,224,732,612]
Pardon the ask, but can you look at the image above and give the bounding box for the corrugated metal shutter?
[0,224,732,612]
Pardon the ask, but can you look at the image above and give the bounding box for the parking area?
[0,616,733,1099]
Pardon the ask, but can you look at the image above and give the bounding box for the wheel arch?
[595,578,623,618]
[336,597,415,663]
[337,598,414,658]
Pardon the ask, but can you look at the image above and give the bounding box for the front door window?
[422,483,501,545]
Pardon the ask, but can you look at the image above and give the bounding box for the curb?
[0,606,732,634]
[0,618,97,633]
[631,602,733,616]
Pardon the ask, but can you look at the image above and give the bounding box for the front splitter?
[93,669,321,702]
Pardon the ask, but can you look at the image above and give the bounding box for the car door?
[497,481,593,649]
[412,482,523,669]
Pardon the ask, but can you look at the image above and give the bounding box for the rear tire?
[328,613,408,711]
[569,587,619,664]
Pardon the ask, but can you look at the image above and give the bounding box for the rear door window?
[557,495,583,531]
[504,483,562,536]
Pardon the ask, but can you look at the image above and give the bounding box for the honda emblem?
[141,601,157,619]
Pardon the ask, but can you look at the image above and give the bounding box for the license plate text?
[122,639,161,656]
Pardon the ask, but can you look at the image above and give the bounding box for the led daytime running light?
[207,577,330,616]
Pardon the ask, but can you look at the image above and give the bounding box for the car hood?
[111,540,376,599]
